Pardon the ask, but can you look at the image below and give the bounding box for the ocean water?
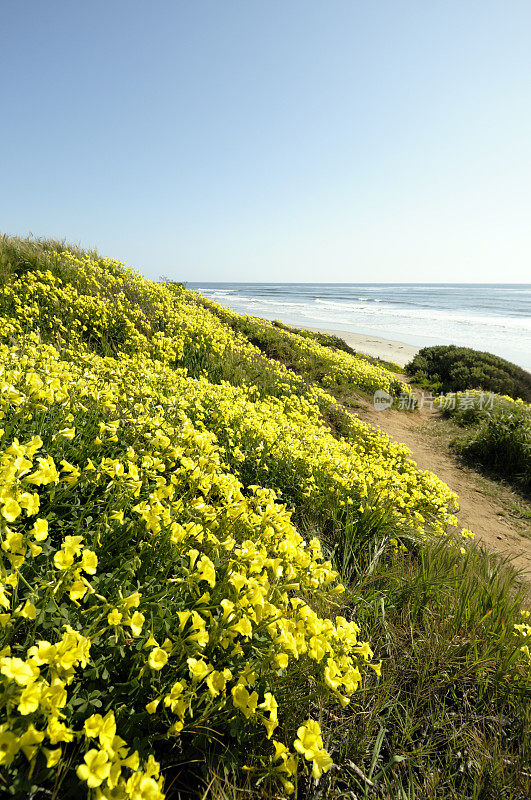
[190,283,531,371]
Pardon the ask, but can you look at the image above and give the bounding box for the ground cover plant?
[435,391,531,497]
[193,294,406,400]
[406,345,531,402]
[0,236,529,799]
[270,319,403,373]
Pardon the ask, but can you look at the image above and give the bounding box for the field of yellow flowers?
[0,237,529,800]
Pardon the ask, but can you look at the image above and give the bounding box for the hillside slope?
[0,237,529,800]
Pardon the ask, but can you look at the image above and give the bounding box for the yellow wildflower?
[107,608,123,626]
[129,610,145,637]
[81,549,98,575]
[231,684,258,719]
[148,648,168,671]
[2,498,21,522]
[76,749,111,788]
[31,518,49,541]
[0,656,38,686]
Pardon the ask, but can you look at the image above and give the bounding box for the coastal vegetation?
[0,236,529,799]
[193,294,406,401]
[270,319,403,373]
[436,392,531,497]
[406,345,531,402]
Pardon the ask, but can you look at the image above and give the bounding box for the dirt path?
[350,393,531,581]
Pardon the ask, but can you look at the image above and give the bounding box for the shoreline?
[300,325,420,367]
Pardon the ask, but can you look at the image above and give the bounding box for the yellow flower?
[63,535,84,554]
[232,616,253,638]
[129,610,145,637]
[18,681,42,714]
[122,750,140,770]
[196,554,216,587]
[145,698,160,714]
[0,586,10,612]
[293,719,323,760]
[28,541,42,557]
[310,748,334,779]
[98,712,117,752]
[0,729,19,766]
[76,749,111,788]
[353,641,373,661]
[369,660,382,677]
[143,632,158,649]
[57,427,76,440]
[231,684,258,719]
[259,692,279,738]
[164,680,187,714]
[107,608,123,626]
[148,648,168,671]
[19,723,44,760]
[0,656,38,686]
[53,549,75,570]
[25,458,59,485]
[18,491,40,516]
[206,668,232,696]
[19,600,37,619]
[84,713,104,738]
[125,774,164,800]
[123,591,141,609]
[187,658,211,681]
[47,716,74,745]
[44,678,68,710]
[43,747,62,767]
[275,652,289,670]
[2,498,21,522]
[2,529,25,557]
[272,739,298,781]
[69,578,88,601]
[27,640,56,665]
[81,549,98,575]
[273,740,290,763]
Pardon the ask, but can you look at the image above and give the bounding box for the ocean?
[189,283,531,372]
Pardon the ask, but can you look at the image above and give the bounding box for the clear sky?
[2,0,530,283]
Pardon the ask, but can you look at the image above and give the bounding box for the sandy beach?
[301,326,420,367]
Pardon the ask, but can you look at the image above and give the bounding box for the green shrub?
[454,409,531,496]
[436,390,531,496]
[438,391,527,426]
[406,345,531,402]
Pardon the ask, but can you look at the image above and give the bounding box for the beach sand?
[301,326,420,367]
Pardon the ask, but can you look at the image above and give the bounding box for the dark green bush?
[406,345,531,401]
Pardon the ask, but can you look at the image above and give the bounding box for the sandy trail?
[349,393,531,580]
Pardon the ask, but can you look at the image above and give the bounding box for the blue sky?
[2,0,530,282]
